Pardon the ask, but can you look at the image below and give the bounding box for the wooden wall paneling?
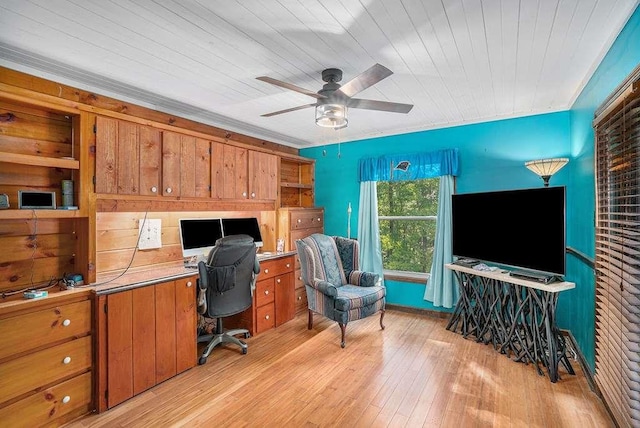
[162,131,181,197]
[155,280,177,383]
[106,291,134,408]
[95,116,118,194]
[139,126,162,196]
[0,233,75,263]
[179,134,196,198]
[0,99,72,143]
[0,134,72,158]
[132,285,156,395]
[195,138,211,198]
[175,276,197,373]
[116,121,140,195]
[0,249,75,293]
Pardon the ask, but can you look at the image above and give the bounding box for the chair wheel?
[198,356,207,365]
[242,347,248,355]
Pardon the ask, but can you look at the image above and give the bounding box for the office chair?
[197,234,260,365]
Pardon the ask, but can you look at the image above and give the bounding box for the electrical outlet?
[138,218,162,250]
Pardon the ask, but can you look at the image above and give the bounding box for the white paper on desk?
[138,218,162,250]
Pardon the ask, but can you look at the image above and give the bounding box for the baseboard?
[385,303,451,319]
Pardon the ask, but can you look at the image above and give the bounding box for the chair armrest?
[347,270,380,287]
[312,279,339,297]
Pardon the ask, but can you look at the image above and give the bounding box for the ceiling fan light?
[315,103,348,128]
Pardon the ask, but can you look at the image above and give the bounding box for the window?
[377,178,439,274]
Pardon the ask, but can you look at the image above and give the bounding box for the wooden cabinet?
[96,118,211,198]
[95,276,197,411]
[229,255,295,335]
[277,207,324,252]
[280,156,315,207]
[211,143,277,201]
[0,294,93,427]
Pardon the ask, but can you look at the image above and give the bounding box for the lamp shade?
[525,158,569,186]
[315,103,347,128]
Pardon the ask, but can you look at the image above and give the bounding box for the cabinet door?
[162,131,181,197]
[275,272,295,327]
[211,142,248,199]
[132,286,156,395]
[139,126,162,196]
[248,150,278,200]
[155,280,177,383]
[106,291,134,408]
[95,116,119,194]
[175,277,197,373]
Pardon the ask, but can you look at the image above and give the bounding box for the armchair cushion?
[312,279,339,297]
[334,284,386,311]
[347,270,380,287]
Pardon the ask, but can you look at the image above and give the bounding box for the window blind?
[594,68,640,428]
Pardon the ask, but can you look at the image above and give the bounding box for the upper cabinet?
[162,131,211,198]
[211,142,278,201]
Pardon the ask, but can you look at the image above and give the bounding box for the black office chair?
[197,234,260,365]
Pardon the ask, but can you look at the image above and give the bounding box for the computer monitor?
[222,217,263,248]
[178,218,223,258]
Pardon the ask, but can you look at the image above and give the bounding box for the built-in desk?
[445,263,575,383]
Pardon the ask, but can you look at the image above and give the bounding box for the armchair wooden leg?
[339,323,347,348]
[380,309,386,330]
[308,309,313,330]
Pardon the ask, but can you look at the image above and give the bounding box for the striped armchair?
[295,234,386,348]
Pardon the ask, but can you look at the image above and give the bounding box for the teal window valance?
[358,148,459,182]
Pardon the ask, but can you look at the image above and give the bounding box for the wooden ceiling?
[0,0,637,148]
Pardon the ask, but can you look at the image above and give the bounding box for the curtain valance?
[358,148,459,182]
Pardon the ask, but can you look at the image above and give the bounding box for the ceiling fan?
[257,64,413,129]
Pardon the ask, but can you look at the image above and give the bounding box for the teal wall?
[300,4,640,371]
[565,4,640,370]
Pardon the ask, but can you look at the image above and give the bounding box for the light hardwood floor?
[66,309,613,427]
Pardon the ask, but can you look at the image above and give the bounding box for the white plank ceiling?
[0,0,637,148]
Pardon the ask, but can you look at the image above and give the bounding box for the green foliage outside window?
[377,178,439,273]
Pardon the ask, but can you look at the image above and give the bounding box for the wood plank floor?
[65,309,614,427]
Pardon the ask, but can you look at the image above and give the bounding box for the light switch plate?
[138,218,162,250]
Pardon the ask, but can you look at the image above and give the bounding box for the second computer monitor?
[222,217,263,248]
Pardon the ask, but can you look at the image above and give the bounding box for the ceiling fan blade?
[260,103,316,117]
[257,76,326,99]
[348,98,413,113]
[336,64,393,98]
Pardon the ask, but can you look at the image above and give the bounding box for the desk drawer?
[0,300,91,361]
[291,227,323,244]
[256,303,275,334]
[0,371,92,428]
[290,209,324,230]
[259,256,294,280]
[0,335,92,404]
[255,279,275,307]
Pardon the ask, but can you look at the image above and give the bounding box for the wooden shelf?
[0,209,80,219]
[280,182,313,189]
[0,152,79,169]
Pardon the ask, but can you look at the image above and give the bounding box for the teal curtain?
[424,175,456,308]
[357,181,384,286]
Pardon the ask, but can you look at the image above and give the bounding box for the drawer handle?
[63,356,71,365]
[264,290,269,295]
[62,396,71,404]
[298,296,302,300]
[187,281,192,287]
[166,187,172,194]
[264,269,269,274]
[151,186,157,193]
[297,219,301,223]
[276,279,281,284]
[62,319,71,327]
[265,315,270,320]
[286,263,290,268]
[298,276,302,280]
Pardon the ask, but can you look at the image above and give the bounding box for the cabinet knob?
[264,290,269,295]
[63,356,71,364]
[276,278,281,284]
[62,319,71,327]
[317,218,321,222]
[264,269,269,274]
[297,219,302,223]
[151,186,157,193]
[265,315,270,320]
[166,187,172,194]
[298,296,302,300]
[62,396,71,404]
[251,192,256,198]
[242,192,247,197]
[187,281,192,287]
[298,276,302,281]
[286,263,290,268]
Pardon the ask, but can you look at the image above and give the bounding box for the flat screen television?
[222,217,263,248]
[178,218,223,258]
[452,186,566,275]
